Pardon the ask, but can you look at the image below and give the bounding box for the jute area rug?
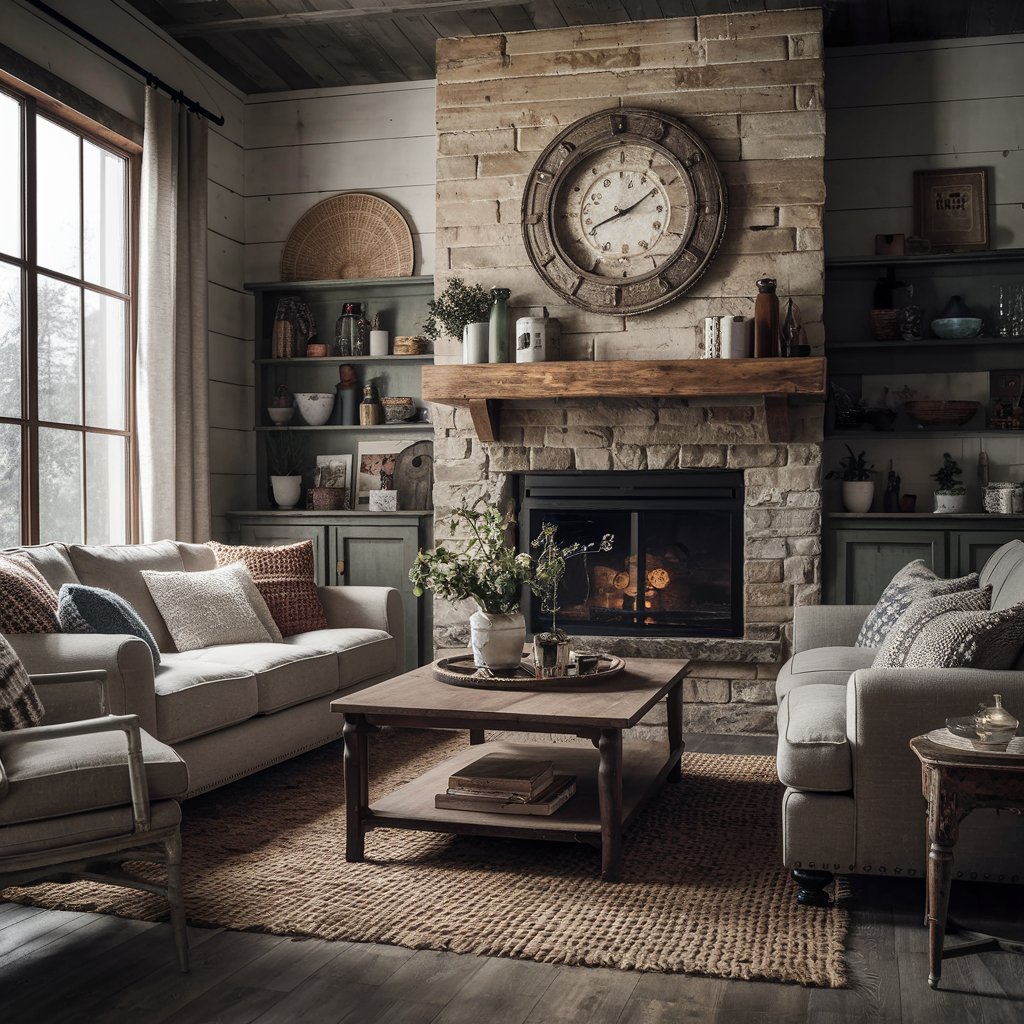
[5,729,847,987]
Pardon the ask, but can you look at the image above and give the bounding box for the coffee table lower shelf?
[365,739,679,858]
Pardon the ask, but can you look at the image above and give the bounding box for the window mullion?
[23,95,39,545]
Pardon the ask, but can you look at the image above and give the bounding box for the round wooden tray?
[433,653,625,690]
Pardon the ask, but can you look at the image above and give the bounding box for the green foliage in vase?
[421,277,492,344]
[825,444,873,482]
[265,431,305,477]
[409,503,533,614]
[931,452,965,494]
[530,522,614,639]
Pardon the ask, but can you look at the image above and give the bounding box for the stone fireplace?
[430,10,825,733]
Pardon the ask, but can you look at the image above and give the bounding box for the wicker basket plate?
[903,400,980,427]
[433,653,625,690]
[280,192,414,282]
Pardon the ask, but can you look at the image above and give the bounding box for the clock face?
[521,108,726,316]
[554,143,694,281]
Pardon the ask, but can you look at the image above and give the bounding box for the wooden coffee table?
[331,657,688,880]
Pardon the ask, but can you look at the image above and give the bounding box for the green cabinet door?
[954,529,1024,576]
[330,523,423,671]
[827,528,948,604]
[237,522,327,584]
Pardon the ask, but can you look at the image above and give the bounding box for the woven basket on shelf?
[280,193,414,282]
[903,400,980,427]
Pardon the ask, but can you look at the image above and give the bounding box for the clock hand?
[589,188,657,234]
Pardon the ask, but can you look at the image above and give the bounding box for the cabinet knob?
[336,559,346,577]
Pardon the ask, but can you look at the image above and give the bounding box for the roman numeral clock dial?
[521,108,727,316]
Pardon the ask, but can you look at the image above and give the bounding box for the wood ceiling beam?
[166,0,533,36]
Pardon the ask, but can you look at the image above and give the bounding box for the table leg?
[598,728,623,882]
[344,713,368,862]
[667,678,684,784]
[469,728,486,745]
[924,765,961,990]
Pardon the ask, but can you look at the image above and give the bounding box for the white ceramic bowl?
[294,392,334,426]
[267,406,295,425]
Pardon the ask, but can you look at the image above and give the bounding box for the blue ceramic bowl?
[931,317,982,339]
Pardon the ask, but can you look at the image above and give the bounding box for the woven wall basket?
[280,193,415,282]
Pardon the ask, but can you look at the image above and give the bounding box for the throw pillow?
[897,602,1024,671]
[855,560,980,648]
[206,540,328,637]
[141,562,279,652]
[872,586,992,668]
[0,634,44,731]
[0,553,60,634]
[57,584,163,667]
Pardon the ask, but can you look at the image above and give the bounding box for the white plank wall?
[4,0,251,542]
[242,80,437,283]
[824,33,1024,258]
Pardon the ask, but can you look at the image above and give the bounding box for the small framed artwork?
[314,454,352,504]
[355,439,434,510]
[913,168,989,252]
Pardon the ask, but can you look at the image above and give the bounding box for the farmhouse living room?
[2,0,1024,1020]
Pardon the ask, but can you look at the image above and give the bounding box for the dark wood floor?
[2,733,1023,1024]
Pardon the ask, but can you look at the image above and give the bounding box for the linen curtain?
[137,89,211,543]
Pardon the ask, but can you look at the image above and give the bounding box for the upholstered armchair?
[0,670,190,971]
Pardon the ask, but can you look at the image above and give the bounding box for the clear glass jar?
[335,302,370,356]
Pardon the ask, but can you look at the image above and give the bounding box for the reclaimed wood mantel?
[421,357,827,443]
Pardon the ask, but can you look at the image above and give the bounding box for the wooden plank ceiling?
[124,0,1024,93]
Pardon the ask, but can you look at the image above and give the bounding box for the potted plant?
[932,452,967,513]
[529,523,614,677]
[826,445,875,513]
[267,384,294,425]
[422,276,492,364]
[410,503,533,670]
[266,431,305,509]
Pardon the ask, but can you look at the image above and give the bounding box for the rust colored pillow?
[0,553,60,633]
[206,540,328,637]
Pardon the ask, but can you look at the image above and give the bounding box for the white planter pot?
[841,480,874,513]
[934,491,968,514]
[463,322,489,364]
[271,475,302,510]
[469,610,526,671]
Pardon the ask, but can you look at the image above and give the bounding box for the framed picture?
[913,168,989,252]
[314,454,352,504]
[355,439,434,510]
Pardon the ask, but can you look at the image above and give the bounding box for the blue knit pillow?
[57,584,161,666]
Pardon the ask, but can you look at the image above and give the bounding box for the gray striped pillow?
[0,635,43,731]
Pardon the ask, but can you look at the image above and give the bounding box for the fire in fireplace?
[518,471,744,638]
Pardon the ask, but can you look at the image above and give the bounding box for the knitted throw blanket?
[0,635,43,730]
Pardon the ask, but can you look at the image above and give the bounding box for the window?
[0,83,136,547]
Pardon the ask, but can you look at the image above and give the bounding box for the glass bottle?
[781,297,798,357]
[359,382,382,426]
[488,287,511,363]
[335,302,370,357]
[753,277,779,358]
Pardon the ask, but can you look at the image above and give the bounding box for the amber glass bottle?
[753,277,780,358]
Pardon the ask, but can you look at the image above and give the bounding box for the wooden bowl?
[903,400,981,427]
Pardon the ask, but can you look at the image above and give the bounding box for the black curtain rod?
[26,0,226,126]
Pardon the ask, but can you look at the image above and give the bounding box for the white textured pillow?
[895,602,1024,671]
[142,562,282,652]
[873,586,991,668]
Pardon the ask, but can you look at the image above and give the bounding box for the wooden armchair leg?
[164,833,189,973]
[792,868,834,907]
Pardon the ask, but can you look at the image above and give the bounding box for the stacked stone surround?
[431,10,825,734]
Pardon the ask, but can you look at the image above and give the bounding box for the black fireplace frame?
[517,470,745,639]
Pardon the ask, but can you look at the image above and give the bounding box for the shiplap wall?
[3,0,250,542]
[824,33,1024,503]
[242,80,437,284]
[824,33,1024,257]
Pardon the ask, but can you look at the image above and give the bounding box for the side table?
[910,730,1024,990]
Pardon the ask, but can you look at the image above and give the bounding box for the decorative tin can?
[984,482,1017,514]
[515,316,559,363]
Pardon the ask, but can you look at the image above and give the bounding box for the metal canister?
[515,316,559,363]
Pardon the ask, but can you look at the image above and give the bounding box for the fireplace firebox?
[518,471,744,638]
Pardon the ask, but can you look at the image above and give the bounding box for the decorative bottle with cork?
[359,381,382,426]
[488,287,511,363]
[753,277,780,358]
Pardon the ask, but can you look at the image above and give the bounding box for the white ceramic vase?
[841,480,874,513]
[934,491,968,514]
[463,322,489,364]
[469,610,526,671]
[271,475,302,510]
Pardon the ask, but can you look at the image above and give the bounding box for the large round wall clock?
[521,107,727,316]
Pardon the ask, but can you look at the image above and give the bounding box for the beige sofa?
[3,541,403,797]
[776,539,1024,904]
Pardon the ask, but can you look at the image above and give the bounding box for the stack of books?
[435,753,576,815]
